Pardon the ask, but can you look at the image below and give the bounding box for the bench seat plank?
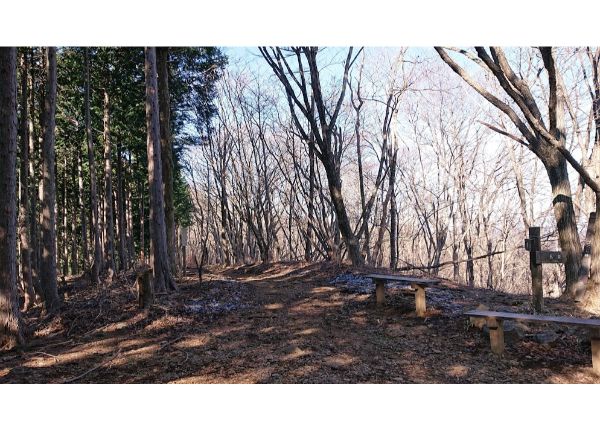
[464,310,600,328]
[366,274,440,285]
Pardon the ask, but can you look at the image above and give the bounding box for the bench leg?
[413,284,426,317]
[592,338,600,376]
[375,281,385,306]
[487,317,504,355]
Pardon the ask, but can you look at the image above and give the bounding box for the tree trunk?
[70,152,78,275]
[0,47,25,348]
[126,154,135,263]
[585,193,600,304]
[102,88,115,282]
[61,152,68,275]
[305,144,315,261]
[40,47,60,313]
[78,146,87,272]
[144,47,175,293]
[157,47,177,276]
[388,149,398,269]
[139,179,145,264]
[27,51,40,300]
[18,50,35,310]
[464,243,474,287]
[542,152,583,295]
[85,48,102,285]
[116,140,128,271]
[323,155,363,266]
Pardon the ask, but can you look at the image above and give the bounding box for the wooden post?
[135,265,153,309]
[487,317,504,355]
[180,227,188,276]
[528,227,544,312]
[413,283,426,317]
[375,280,385,305]
[592,336,600,376]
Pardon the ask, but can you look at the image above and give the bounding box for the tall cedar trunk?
[78,146,87,272]
[139,179,145,264]
[70,152,78,274]
[116,141,128,270]
[0,47,24,348]
[18,50,35,310]
[61,152,68,275]
[102,88,115,281]
[144,47,175,293]
[27,51,40,298]
[157,47,177,275]
[85,49,102,285]
[126,154,135,262]
[40,47,60,313]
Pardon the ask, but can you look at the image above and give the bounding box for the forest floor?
[1,261,599,383]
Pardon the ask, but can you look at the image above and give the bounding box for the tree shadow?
[1,263,599,383]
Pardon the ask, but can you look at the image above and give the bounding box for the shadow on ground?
[1,261,598,383]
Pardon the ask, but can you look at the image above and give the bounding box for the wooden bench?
[366,274,440,317]
[464,309,600,374]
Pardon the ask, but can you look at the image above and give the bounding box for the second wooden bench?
[464,309,600,374]
[366,274,440,317]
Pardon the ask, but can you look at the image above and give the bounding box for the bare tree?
[435,47,590,299]
[259,47,364,266]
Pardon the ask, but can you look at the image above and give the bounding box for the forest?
[1,46,600,384]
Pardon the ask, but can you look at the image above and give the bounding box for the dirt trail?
[1,261,599,383]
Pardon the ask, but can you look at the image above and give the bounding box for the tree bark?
[323,155,362,266]
[102,87,115,282]
[144,47,175,293]
[85,48,102,285]
[70,150,78,275]
[541,150,583,294]
[40,47,60,313]
[157,47,177,276]
[18,50,35,310]
[116,140,128,271]
[27,50,40,299]
[586,193,600,303]
[0,47,25,348]
[139,178,146,264]
[78,146,87,273]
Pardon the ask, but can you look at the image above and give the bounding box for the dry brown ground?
[1,261,599,383]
